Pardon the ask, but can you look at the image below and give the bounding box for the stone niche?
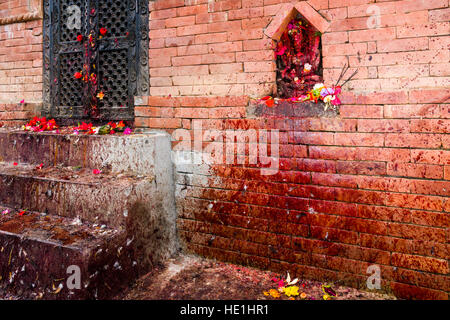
[253,2,335,118]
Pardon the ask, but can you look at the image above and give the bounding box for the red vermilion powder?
[275,15,323,98]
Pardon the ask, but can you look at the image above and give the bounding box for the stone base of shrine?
[0,129,179,299]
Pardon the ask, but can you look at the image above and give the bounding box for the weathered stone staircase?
[0,129,179,299]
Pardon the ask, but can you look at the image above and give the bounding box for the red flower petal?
[265,99,275,107]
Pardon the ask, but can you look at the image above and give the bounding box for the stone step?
[0,129,179,299]
[0,129,172,176]
[0,162,179,277]
[0,206,136,299]
[0,161,152,228]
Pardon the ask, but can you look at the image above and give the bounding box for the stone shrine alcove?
[249,2,340,118]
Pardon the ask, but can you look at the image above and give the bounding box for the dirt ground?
[117,254,396,301]
[0,254,395,300]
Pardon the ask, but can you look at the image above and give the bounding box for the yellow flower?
[263,291,269,296]
[323,294,332,300]
[284,286,300,297]
[97,91,105,100]
[269,289,281,298]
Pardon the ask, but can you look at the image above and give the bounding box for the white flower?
[313,83,325,91]
[304,63,312,72]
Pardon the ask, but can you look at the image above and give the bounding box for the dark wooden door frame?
[42,0,149,123]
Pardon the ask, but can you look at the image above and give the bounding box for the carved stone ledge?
[0,0,43,25]
[248,100,339,118]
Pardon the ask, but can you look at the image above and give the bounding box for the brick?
[391,282,448,300]
[349,27,396,43]
[409,89,450,104]
[236,50,273,62]
[377,37,429,53]
[340,106,383,118]
[388,163,444,180]
[347,2,397,18]
[336,161,386,175]
[322,43,367,56]
[429,8,450,22]
[378,64,429,79]
[386,193,444,212]
[410,120,450,133]
[384,104,443,119]
[335,133,384,147]
[397,22,450,38]
[396,0,448,14]
[208,41,243,53]
[385,134,442,149]
[392,253,448,274]
[358,120,410,133]
[154,0,184,10]
[411,150,450,165]
[166,16,196,28]
[243,61,275,72]
[177,24,208,36]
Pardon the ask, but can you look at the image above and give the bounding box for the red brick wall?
[0,0,448,299]
[0,15,42,105]
[141,0,450,300]
[0,0,42,125]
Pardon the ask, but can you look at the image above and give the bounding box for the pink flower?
[20,99,25,104]
[123,128,132,135]
[93,169,102,175]
[1,209,9,215]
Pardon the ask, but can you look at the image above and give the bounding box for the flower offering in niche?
[276,15,323,98]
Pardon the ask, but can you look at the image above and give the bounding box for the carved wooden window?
[42,0,149,123]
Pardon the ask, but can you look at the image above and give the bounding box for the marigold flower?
[97,91,105,100]
[269,289,281,298]
[283,286,300,297]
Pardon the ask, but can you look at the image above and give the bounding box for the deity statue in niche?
[275,14,323,99]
